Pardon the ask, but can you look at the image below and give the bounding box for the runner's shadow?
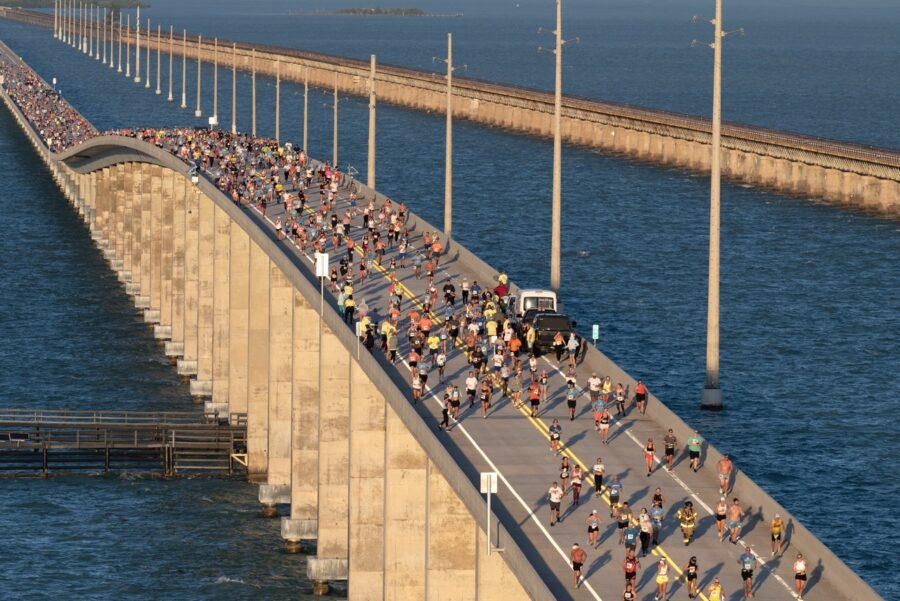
[743,505,764,533]
[564,430,589,449]
[694,514,717,539]
[583,549,611,580]
[805,558,824,596]
[626,486,649,508]
[696,561,724,594]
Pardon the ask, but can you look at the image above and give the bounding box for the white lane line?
[542,358,797,597]
[403,358,603,601]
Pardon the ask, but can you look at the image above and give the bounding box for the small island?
[335,8,425,17]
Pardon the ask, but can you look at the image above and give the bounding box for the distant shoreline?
[287,10,462,18]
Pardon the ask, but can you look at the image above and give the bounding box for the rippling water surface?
[1,1,898,597]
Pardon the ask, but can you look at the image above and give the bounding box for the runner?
[598,405,612,444]
[608,476,622,517]
[508,369,522,407]
[539,369,549,402]
[623,582,636,601]
[592,457,605,497]
[728,498,745,544]
[465,370,478,409]
[717,453,734,495]
[552,331,566,364]
[548,481,563,526]
[588,372,602,404]
[715,495,728,541]
[644,437,656,476]
[663,428,677,471]
[479,377,492,418]
[638,508,653,556]
[634,379,648,414]
[686,430,704,472]
[586,509,601,546]
[682,556,699,599]
[571,464,583,506]
[528,379,541,417]
[437,390,450,431]
[618,502,634,545]
[623,520,639,553]
[549,418,562,455]
[449,384,461,423]
[623,549,640,586]
[738,546,755,598]
[770,513,784,557]
[650,499,664,546]
[571,543,587,588]
[614,382,627,415]
[707,576,724,601]
[559,456,571,492]
[655,559,670,601]
[676,501,697,546]
[566,332,579,367]
[793,553,808,600]
[565,379,582,421]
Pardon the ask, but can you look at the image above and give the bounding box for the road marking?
[251,177,796,600]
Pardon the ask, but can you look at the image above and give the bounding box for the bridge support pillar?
[879,179,900,214]
[246,243,271,480]
[195,193,215,397]
[281,517,317,553]
[159,171,175,333]
[181,183,200,377]
[288,290,320,544]
[267,262,294,490]
[258,483,290,518]
[228,224,250,414]
[308,558,348,597]
[211,205,232,411]
[168,178,187,355]
[149,166,163,315]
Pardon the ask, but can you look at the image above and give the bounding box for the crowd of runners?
[1,54,814,601]
[0,57,96,151]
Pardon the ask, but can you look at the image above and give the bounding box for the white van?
[513,289,557,317]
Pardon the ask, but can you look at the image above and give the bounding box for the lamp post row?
[50,1,730,407]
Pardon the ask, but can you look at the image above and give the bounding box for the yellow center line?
[304,193,707,599]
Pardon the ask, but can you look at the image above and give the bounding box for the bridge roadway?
[0,42,869,599]
[241,177,844,600]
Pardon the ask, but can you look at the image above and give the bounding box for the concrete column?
[166,176,186,359]
[260,263,293,517]
[121,165,134,278]
[115,164,128,280]
[382,405,426,598]
[247,241,271,480]
[96,168,110,245]
[840,171,861,204]
[347,360,386,597]
[192,192,215,397]
[758,155,778,188]
[427,462,477,598]
[283,290,320,551]
[227,223,250,415]
[806,165,827,199]
[139,164,153,308]
[145,165,163,324]
[209,204,231,413]
[476,523,530,599]
[879,179,900,214]
[823,168,844,202]
[129,165,145,301]
[155,170,175,339]
[177,185,200,378]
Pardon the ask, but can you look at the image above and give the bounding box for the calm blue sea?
[1,1,897,597]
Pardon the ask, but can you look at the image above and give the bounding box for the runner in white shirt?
[548,482,564,526]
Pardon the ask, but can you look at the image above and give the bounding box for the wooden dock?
[0,409,247,477]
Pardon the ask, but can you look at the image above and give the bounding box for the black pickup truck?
[530,313,578,357]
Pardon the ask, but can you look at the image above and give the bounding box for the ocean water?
[1,1,898,597]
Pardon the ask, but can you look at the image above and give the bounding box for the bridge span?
[0,41,882,600]
[1,6,899,217]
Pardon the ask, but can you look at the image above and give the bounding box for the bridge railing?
[0,408,208,426]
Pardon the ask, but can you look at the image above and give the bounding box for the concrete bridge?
[2,6,899,216]
[0,42,883,600]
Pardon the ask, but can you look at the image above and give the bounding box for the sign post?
[592,323,600,348]
[480,471,498,555]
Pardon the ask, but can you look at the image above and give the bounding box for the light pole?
[231,43,237,133]
[275,60,281,143]
[101,8,106,64]
[195,35,203,118]
[251,48,257,137]
[167,26,174,102]
[117,12,122,72]
[539,0,575,293]
[144,18,151,89]
[367,54,376,190]
[180,30,187,109]
[212,38,219,127]
[155,24,162,95]
[303,66,308,153]
[134,6,141,83]
[434,34,465,239]
[54,0,58,39]
[125,14,131,78]
[698,0,740,410]
[332,73,338,168]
